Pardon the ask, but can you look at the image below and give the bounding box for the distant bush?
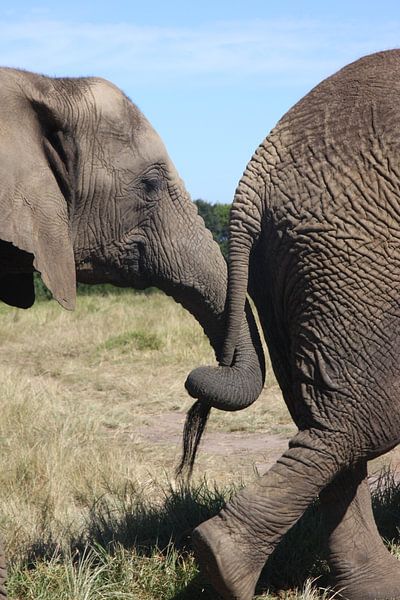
[33,273,155,302]
[194,199,230,258]
[33,273,53,301]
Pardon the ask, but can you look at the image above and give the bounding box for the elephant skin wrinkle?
[191,49,400,600]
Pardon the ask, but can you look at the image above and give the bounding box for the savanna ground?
[1,289,400,599]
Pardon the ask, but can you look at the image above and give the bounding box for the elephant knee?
[281,428,352,480]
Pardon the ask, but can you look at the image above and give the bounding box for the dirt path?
[135,410,291,475]
[133,406,400,482]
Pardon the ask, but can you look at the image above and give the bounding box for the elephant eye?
[141,169,162,195]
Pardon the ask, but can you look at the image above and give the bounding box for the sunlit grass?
[0,292,398,598]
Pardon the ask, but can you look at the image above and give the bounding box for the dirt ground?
[132,383,400,484]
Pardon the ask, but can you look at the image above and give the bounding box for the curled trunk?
[179,297,265,477]
[173,183,265,476]
[185,299,264,410]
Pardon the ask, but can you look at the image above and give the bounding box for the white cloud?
[0,17,398,87]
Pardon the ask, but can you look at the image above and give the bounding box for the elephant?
[0,67,266,598]
[181,49,400,600]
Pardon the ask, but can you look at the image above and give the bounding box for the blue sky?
[2,1,400,202]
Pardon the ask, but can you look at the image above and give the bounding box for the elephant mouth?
[76,236,152,289]
[121,238,154,289]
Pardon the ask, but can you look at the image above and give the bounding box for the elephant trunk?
[183,179,265,407]
[165,188,265,476]
[185,298,264,411]
[159,228,265,413]
[178,297,264,477]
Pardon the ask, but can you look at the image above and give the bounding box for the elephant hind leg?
[320,462,400,600]
[192,428,348,600]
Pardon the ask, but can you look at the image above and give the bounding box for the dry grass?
[0,293,206,554]
[0,291,398,599]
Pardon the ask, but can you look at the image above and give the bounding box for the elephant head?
[0,68,265,468]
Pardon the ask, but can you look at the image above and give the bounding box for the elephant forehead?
[87,77,142,126]
[89,78,125,111]
[86,78,177,176]
[137,124,167,157]
[133,123,176,174]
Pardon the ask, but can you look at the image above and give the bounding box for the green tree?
[194,199,230,258]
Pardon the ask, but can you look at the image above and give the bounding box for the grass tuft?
[102,330,162,353]
[80,479,233,555]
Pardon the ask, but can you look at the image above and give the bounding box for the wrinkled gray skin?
[188,50,400,600]
[0,68,265,599]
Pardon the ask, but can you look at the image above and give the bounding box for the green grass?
[7,481,231,599]
[102,331,162,353]
[0,292,399,598]
[4,473,400,599]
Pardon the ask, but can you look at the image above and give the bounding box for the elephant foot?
[192,516,263,600]
[330,552,400,600]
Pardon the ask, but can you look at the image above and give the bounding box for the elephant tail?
[178,165,266,478]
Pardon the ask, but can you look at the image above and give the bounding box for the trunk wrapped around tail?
[178,171,265,477]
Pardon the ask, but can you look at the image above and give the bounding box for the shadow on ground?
[22,470,400,599]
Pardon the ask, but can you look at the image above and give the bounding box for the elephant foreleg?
[320,462,400,600]
[192,429,345,600]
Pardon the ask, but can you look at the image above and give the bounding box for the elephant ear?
[0,83,77,310]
